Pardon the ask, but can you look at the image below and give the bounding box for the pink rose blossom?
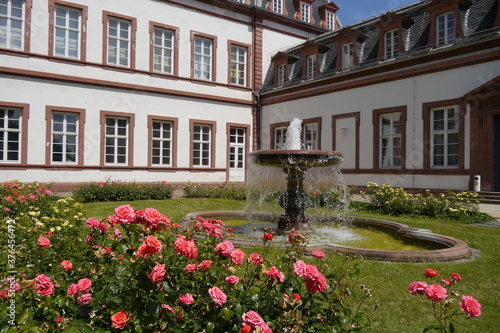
[184,263,197,273]
[451,273,462,282]
[55,316,63,323]
[293,260,306,277]
[407,281,428,295]
[459,295,482,318]
[67,284,79,296]
[99,222,108,233]
[174,236,198,259]
[35,274,54,296]
[305,273,327,293]
[199,260,212,271]
[77,293,92,305]
[226,275,240,285]
[425,284,448,302]
[242,310,265,328]
[113,205,136,224]
[148,263,166,284]
[230,249,246,265]
[111,311,130,329]
[37,237,52,247]
[208,286,227,306]
[265,266,285,283]
[424,269,440,278]
[77,278,92,293]
[260,232,273,241]
[137,235,163,258]
[303,264,321,281]
[61,260,73,271]
[214,240,234,256]
[178,293,194,305]
[86,218,101,229]
[249,253,264,265]
[311,250,325,261]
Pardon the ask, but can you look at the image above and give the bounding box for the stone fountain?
[249,118,343,232]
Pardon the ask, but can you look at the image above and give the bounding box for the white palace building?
[1,0,499,192]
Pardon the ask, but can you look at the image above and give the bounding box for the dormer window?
[306,54,316,79]
[341,43,353,70]
[272,51,297,87]
[277,64,286,87]
[299,41,328,80]
[301,2,310,23]
[384,29,399,59]
[437,11,455,46]
[318,2,340,30]
[425,0,471,47]
[273,0,283,14]
[376,13,413,60]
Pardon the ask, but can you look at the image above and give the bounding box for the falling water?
[285,118,303,150]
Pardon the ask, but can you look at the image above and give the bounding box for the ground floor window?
[431,106,459,167]
[104,116,129,165]
[380,113,401,168]
[0,107,21,162]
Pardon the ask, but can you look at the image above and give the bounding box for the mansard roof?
[260,0,500,93]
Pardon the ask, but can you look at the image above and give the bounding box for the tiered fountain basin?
[249,150,343,168]
[181,211,473,262]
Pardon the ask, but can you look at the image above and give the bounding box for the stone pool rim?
[181,210,474,262]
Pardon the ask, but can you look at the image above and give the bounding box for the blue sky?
[334,0,419,26]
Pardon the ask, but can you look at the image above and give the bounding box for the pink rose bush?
[1,202,372,332]
[407,269,482,332]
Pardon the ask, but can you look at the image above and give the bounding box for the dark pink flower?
[37,237,52,247]
[67,283,79,296]
[460,295,482,318]
[265,266,285,283]
[311,250,325,261]
[184,263,197,273]
[61,260,73,271]
[424,269,440,278]
[208,286,227,306]
[86,218,101,229]
[242,310,265,328]
[214,240,234,256]
[148,263,166,284]
[77,293,92,305]
[305,273,327,293]
[178,293,194,305]
[111,311,130,329]
[293,260,306,277]
[425,284,448,302]
[113,205,136,224]
[226,275,240,285]
[199,260,212,271]
[260,232,273,241]
[407,281,428,295]
[174,237,198,259]
[230,249,246,265]
[249,253,264,265]
[77,278,92,293]
[451,273,462,282]
[35,274,54,296]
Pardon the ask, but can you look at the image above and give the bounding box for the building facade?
[259,0,500,191]
[0,0,336,190]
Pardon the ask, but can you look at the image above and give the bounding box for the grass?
[83,199,500,332]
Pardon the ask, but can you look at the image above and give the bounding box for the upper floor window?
[0,107,21,162]
[384,29,398,60]
[230,43,248,86]
[379,113,402,168]
[301,3,310,23]
[437,12,454,46]
[192,34,215,81]
[0,0,25,50]
[53,5,81,59]
[431,106,459,167]
[277,64,286,87]
[50,112,78,163]
[303,122,318,150]
[341,43,353,70]
[306,54,316,80]
[153,26,174,74]
[107,17,131,67]
[274,126,287,149]
[326,10,336,30]
[273,0,283,14]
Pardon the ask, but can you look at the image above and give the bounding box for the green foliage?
[72,180,173,203]
[183,183,246,200]
[362,182,492,223]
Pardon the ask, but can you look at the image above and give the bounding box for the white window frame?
[277,64,286,87]
[153,27,174,74]
[306,54,316,80]
[437,11,454,46]
[273,0,283,14]
[274,126,287,149]
[51,112,78,164]
[230,44,247,86]
[107,17,131,67]
[431,106,459,167]
[301,3,310,23]
[303,122,318,150]
[151,120,172,166]
[193,36,212,80]
[326,11,335,30]
[342,43,353,70]
[384,29,398,60]
[54,4,81,59]
[379,113,401,168]
[0,0,24,50]
[192,124,211,167]
[229,127,246,182]
[0,107,21,162]
[105,117,128,165]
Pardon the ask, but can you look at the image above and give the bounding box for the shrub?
[362,182,492,223]
[183,183,246,200]
[1,201,374,332]
[72,180,173,203]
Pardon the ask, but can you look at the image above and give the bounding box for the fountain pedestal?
[278,165,311,231]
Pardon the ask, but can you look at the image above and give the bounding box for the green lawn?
[83,199,500,332]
